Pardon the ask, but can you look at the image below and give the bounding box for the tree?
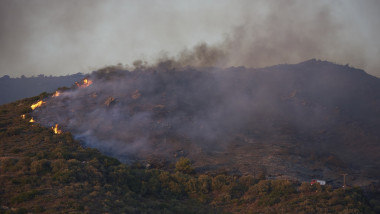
[175,157,194,174]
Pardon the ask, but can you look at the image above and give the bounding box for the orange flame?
[83,78,93,87]
[52,124,62,134]
[76,78,93,88]
[29,118,35,123]
[52,91,61,97]
[21,114,25,119]
[31,100,45,110]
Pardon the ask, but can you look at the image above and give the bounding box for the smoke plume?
[1,0,380,77]
[32,60,380,164]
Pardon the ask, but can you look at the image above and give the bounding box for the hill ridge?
[28,60,380,188]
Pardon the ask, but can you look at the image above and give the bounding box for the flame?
[29,118,35,123]
[83,78,93,87]
[21,114,25,119]
[31,100,45,110]
[52,124,62,134]
[52,91,61,97]
[76,78,93,88]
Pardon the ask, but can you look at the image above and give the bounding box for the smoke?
[151,0,380,74]
[31,59,380,163]
[1,0,380,77]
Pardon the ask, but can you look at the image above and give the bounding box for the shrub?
[1,158,19,171]
[175,157,194,174]
[11,190,42,203]
[30,159,51,175]
[6,127,23,136]
[212,174,228,191]
[198,175,211,194]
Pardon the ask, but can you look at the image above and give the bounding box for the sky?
[1,0,380,77]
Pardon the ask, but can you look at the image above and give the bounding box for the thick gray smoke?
[156,0,380,74]
[32,60,380,163]
[1,0,380,77]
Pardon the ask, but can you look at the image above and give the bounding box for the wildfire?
[31,100,45,110]
[29,117,35,123]
[21,114,25,119]
[76,78,93,88]
[52,91,61,97]
[52,124,62,134]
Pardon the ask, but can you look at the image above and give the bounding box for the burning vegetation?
[52,91,61,97]
[75,78,93,88]
[31,60,380,188]
[52,124,62,134]
[1,89,378,213]
[29,99,46,125]
[30,100,45,110]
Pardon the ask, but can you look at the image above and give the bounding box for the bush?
[212,175,228,191]
[175,157,194,174]
[11,190,42,203]
[30,159,51,175]
[198,175,211,194]
[299,182,312,192]
[19,106,32,114]
[1,158,19,171]
[6,127,23,136]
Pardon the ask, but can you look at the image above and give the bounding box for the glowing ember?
[83,78,93,87]
[52,91,61,97]
[21,114,25,119]
[76,78,93,88]
[52,124,62,134]
[29,118,35,123]
[31,100,45,110]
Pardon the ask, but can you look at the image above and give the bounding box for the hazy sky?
[1,0,380,77]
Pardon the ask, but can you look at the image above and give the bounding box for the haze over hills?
[0,73,85,105]
[1,90,376,213]
[1,1,380,212]
[31,59,380,187]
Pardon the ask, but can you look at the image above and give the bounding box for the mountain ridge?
[1,59,380,212]
[29,60,380,187]
[0,73,85,105]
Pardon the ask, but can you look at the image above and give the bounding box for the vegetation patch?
[0,95,378,213]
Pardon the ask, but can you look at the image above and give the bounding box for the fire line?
[31,100,45,110]
[52,91,61,97]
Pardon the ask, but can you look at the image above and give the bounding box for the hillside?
[0,73,84,105]
[0,94,378,213]
[32,59,380,187]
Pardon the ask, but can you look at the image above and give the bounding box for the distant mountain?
[0,73,85,105]
[32,59,380,187]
